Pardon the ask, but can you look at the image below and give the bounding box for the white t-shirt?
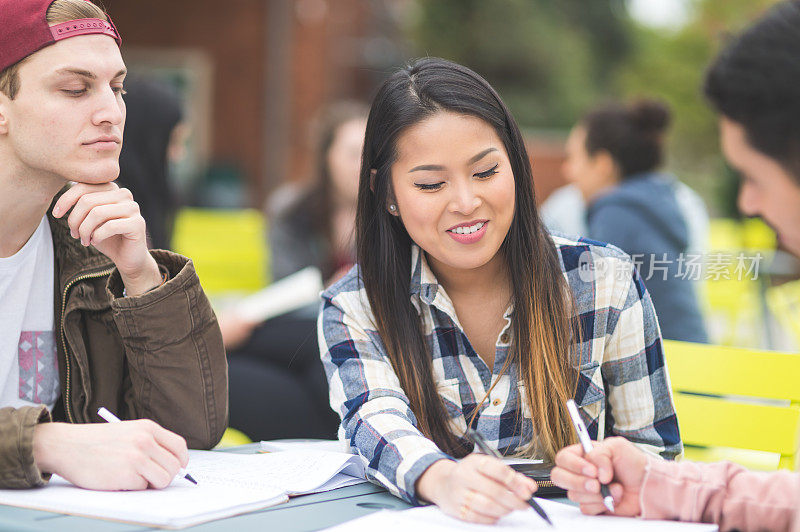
[0,216,59,410]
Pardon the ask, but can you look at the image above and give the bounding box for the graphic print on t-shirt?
[18,331,59,405]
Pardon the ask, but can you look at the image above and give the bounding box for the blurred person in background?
[116,76,186,250]
[219,101,367,440]
[553,2,800,530]
[268,100,368,283]
[562,99,709,343]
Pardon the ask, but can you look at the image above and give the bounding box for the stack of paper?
[259,440,368,492]
[321,499,718,531]
[0,449,369,529]
[260,438,350,454]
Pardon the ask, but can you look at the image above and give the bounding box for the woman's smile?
[446,220,488,244]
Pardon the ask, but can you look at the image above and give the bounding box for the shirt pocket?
[576,361,605,425]
[437,378,467,434]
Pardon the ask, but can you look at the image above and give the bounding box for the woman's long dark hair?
[356,58,576,459]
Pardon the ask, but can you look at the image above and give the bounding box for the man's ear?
[0,95,9,136]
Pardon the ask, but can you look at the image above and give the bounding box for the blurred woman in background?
[221,102,367,441]
[562,100,709,343]
[116,76,187,250]
[267,101,368,283]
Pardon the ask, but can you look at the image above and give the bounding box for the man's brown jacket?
[0,213,228,488]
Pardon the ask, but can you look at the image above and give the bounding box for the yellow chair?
[766,280,800,351]
[214,427,253,449]
[703,218,775,348]
[171,208,269,296]
[664,339,800,470]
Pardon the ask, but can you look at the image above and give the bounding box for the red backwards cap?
[0,0,121,73]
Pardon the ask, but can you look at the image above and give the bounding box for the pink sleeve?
[639,456,800,532]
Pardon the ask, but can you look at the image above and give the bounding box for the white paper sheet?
[0,453,288,529]
[234,266,323,322]
[321,499,719,531]
[260,439,350,454]
[258,441,369,491]
[0,448,371,529]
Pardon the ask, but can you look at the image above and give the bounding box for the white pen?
[97,407,197,485]
[565,400,614,512]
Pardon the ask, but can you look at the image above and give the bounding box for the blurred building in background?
[108,0,406,208]
[107,0,797,351]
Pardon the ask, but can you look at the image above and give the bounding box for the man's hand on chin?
[51,182,162,296]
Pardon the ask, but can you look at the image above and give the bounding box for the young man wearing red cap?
[0,0,228,490]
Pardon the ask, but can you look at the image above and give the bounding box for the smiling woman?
[318,57,682,525]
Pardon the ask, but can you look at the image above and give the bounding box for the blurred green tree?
[406,0,780,215]
[408,0,631,128]
[614,0,779,215]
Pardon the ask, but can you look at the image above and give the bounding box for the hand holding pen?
[563,400,614,512]
[97,407,197,486]
[466,428,553,526]
[552,400,650,517]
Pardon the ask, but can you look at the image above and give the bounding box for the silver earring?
[389,204,397,212]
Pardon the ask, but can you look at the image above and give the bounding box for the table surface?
[0,443,413,532]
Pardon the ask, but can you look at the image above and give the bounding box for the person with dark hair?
[0,0,227,491]
[116,76,185,250]
[563,99,708,343]
[553,2,800,530]
[219,102,367,441]
[319,57,681,524]
[269,100,368,283]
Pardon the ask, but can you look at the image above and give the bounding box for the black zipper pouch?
[509,462,567,498]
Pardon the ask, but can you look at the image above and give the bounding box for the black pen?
[466,428,553,527]
[565,400,614,512]
[97,407,198,485]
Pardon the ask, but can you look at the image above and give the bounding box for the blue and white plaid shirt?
[319,234,682,504]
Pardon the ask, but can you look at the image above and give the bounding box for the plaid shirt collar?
[409,244,514,326]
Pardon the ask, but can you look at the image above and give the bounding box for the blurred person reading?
[219,101,367,440]
[0,0,227,491]
[562,99,709,343]
[553,2,800,530]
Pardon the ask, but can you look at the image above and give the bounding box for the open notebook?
[322,499,718,531]
[0,449,368,529]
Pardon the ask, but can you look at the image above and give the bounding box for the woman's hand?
[551,436,647,517]
[416,455,537,524]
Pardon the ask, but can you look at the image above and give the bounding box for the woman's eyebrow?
[408,147,498,173]
[468,147,498,165]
